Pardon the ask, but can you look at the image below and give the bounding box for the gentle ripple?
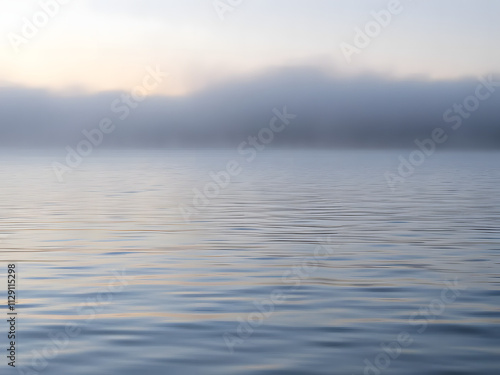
[0,149,499,375]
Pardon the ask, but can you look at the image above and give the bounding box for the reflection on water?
[1,150,499,375]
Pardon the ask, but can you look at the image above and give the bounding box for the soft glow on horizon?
[0,0,499,95]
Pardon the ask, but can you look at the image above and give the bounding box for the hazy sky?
[1,1,499,150]
[1,0,499,95]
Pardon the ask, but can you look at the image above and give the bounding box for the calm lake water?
[1,150,499,375]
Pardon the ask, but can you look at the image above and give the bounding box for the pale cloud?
[0,0,499,94]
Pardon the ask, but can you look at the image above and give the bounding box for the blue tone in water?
[1,150,499,375]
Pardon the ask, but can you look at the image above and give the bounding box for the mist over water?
[1,69,499,149]
[2,149,499,375]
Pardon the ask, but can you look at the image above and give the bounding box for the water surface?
[1,150,499,375]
